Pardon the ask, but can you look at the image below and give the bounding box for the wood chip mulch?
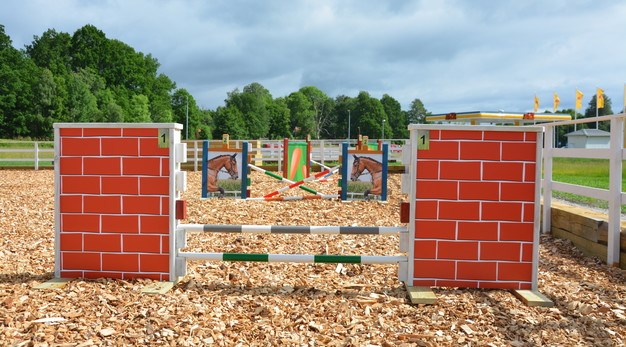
[0,170,624,346]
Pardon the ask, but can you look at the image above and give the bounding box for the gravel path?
[0,170,624,346]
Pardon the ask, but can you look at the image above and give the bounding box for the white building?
[565,129,610,148]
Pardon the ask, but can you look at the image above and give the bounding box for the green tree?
[66,71,99,122]
[330,95,356,139]
[70,24,108,73]
[407,98,429,124]
[225,82,272,139]
[213,104,247,139]
[267,97,291,139]
[0,25,40,137]
[97,89,124,122]
[354,91,387,139]
[148,74,175,123]
[26,29,72,76]
[172,89,207,139]
[298,86,334,139]
[127,94,151,122]
[583,93,613,131]
[380,94,407,138]
[286,91,315,138]
[553,108,576,147]
[195,109,213,140]
[30,68,58,137]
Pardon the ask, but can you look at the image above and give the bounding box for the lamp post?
[382,119,385,141]
[347,110,351,144]
[185,95,189,140]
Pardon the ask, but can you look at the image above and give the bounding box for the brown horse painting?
[350,155,383,198]
[206,154,239,198]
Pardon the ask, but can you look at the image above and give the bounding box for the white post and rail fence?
[2,117,624,267]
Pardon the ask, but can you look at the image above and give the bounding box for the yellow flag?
[553,92,560,112]
[597,88,604,108]
[533,95,539,112]
[575,89,583,109]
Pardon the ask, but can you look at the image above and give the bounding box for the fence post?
[34,141,39,170]
[608,116,624,266]
[542,126,554,234]
[194,141,198,172]
[254,140,263,166]
[320,140,325,167]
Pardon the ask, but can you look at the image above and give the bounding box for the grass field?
[0,140,54,167]
[549,157,624,212]
[0,139,622,211]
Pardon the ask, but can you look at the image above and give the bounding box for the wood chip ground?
[0,170,624,346]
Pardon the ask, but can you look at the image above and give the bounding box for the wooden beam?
[406,286,437,305]
[141,281,175,295]
[33,278,72,290]
[512,290,554,307]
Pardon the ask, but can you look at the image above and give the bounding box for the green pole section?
[300,186,318,195]
[264,170,283,180]
[314,255,361,263]
[223,253,269,262]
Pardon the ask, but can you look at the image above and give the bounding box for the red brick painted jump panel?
[54,123,183,281]
[408,125,542,290]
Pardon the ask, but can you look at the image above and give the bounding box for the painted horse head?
[351,155,364,181]
[223,153,238,179]
[350,154,383,198]
[350,155,382,181]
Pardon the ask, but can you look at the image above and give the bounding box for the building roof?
[564,129,611,137]
[426,111,571,124]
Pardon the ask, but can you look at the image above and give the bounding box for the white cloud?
[1,0,625,113]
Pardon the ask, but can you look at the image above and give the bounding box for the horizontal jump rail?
[246,194,339,201]
[263,164,341,198]
[177,252,407,264]
[248,163,321,196]
[178,224,407,235]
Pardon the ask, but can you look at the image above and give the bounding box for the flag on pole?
[575,89,584,109]
[597,88,604,108]
[553,92,560,112]
[533,95,539,112]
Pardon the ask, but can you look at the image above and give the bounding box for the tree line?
[2,24,614,142]
[0,24,429,140]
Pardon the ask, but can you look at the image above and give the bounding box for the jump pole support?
[179,224,407,235]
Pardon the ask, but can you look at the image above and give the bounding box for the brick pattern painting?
[56,125,176,281]
[411,128,540,290]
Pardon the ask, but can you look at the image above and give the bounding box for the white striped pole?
[177,252,407,264]
[249,164,321,196]
[310,159,331,171]
[178,224,407,235]
[262,165,340,198]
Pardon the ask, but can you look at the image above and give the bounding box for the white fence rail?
[182,139,408,171]
[541,113,625,267]
[0,142,54,170]
[1,124,622,266]
[0,139,408,171]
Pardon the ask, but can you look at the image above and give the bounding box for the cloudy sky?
[2,0,625,114]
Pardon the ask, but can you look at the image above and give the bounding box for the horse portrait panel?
[348,153,384,199]
[205,151,242,198]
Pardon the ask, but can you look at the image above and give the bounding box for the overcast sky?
[2,0,625,114]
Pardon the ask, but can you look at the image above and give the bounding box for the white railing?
[182,139,409,171]
[541,113,625,267]
[0,142,54,170]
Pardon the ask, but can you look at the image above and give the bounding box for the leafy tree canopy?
[1,24,433,140]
